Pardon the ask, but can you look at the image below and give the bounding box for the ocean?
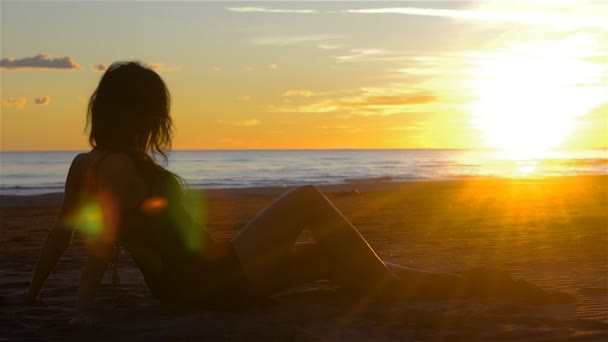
[0,149,606,196]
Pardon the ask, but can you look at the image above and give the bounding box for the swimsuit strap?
[85,150,115,194]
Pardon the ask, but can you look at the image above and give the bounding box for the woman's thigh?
[233,241,328,296]
[231,187,316,293]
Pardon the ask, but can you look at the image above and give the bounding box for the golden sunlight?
[469,37,604,159]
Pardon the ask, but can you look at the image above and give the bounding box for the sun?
[469,39,603,159]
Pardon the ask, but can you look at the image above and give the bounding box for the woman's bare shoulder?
[67,151,135,182]
[75,150,137,175]
[76,150,145,206]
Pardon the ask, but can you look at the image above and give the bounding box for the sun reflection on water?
[515,161,538,177]
[466,148,584,179]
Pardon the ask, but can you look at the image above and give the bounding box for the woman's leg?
[385,262,464,299]
[231,185,396,296]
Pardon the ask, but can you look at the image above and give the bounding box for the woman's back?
[76,149,145,208]
[73,150,247,306]
[74,150,167,285]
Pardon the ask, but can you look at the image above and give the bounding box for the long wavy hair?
[87,61,183,195]
[87,61,173,162]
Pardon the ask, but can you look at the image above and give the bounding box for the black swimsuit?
[87,151,249,308]
[120,205,249,307]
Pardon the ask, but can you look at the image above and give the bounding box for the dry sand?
[1,176,607,341]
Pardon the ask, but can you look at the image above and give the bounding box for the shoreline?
[1,174,606,208]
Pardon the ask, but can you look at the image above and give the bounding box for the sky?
[1,0,607,152]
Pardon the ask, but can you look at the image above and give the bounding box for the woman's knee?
[279,185,326,217]
[291,185,321,197]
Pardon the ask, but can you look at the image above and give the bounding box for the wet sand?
[1,176,607,340]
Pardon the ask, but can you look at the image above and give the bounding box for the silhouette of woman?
[14,62,573,323]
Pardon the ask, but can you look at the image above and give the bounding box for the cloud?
[331,48,412,63]
[317,44,343,50]
[217,119,261,126]
[0,97,27,109]
[91,62,180,73]
[385,124,427,131]
[145,63,182,72]
[345,7,608,30]
[395,53,475,78]
[282,90,314,97]
[243,66,254,72]
[585,55,608,64]
[236,96,251,101]
[212,66,222,72]
[0,54,82,70]
[93,64,107,72]
[270,88,437,116]
[0,95,52,109]
[251,34,343,46]
[34,96,51,105]
[227,7,317,14]
[353,94,435,106]
[268,64,278,69]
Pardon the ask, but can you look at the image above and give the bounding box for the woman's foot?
[369,271,464,302]
[456,266,576,304]
[339,266,576,305]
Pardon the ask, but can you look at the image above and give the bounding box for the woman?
[13,62,572,323]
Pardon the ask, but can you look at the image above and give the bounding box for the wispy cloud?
[385,121,429,131]
[251,34,343,46]
[92,64,107,72]
[145,63,182,72]
[396,52,476,77]
[217,119,261,127]
[270,87,436,116]
[317,44,343,50]
[91,62,180,73]
[34,96,51,105]
[227,7,317,14]
[332,48,408,63]
[346,7,608,30]
[236,96,251,101]
[0,97,27,109]
[355,94,435,106]
[0,54,81,70]
[283,90,314,97]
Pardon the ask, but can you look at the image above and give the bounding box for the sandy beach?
[1,176,607,341]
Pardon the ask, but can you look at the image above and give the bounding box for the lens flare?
[75,201,104,239]
[141,196,168,214]
[170,190,209,253]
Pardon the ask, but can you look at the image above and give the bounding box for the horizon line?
[1,147,607,153]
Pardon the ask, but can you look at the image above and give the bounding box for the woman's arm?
[73,153,144,314]
[25,222,75,303]
[75,250,112,314]
[26,154,85,303]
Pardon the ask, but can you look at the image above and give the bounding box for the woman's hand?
[2,289,47,306]
[69,311,98,328]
